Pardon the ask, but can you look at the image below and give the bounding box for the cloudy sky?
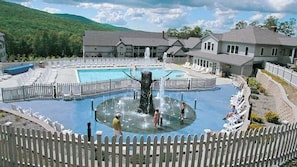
[5,0,297,33]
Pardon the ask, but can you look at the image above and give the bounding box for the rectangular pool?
[77,68,186,83]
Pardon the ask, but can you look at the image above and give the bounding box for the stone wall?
[256,70,297,123]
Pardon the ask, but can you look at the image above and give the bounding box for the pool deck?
[0,63,235,134]
[0,63,233,89]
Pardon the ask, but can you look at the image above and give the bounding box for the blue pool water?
[77,68,185,82]
[1,84,239,140]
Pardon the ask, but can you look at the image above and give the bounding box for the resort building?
[82,31,200,63]
[0,32,7,62]
[83,27,297,76]
[187,27,297,76]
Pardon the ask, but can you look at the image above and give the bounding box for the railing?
[265,62,297,88]
[1,78,216,102]
[1,123,296,167]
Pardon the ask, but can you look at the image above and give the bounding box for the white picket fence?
[265,62,297,88]
[1,77,216,102]
[1,123,297,167]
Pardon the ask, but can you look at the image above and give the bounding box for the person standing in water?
[153,109,160,128]
[180,102,185,122]
[112,113,123,138]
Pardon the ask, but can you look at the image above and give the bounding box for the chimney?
[162,31,165,39]
[270,26,277,32]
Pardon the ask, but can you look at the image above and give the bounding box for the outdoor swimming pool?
[77,68,186,82]
[2,84,239,140]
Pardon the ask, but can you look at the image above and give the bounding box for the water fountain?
[163,52,167,63]
[95,48,196,134]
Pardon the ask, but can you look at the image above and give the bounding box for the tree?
[249,21,260,27]
[235,21,248,29]
[189,26,203,37]
[178,26,192,39]
[166,28,179,37]
[278,18,296,36]
[201,29,212,37]
[263,16,278,30]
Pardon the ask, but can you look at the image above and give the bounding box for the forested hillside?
[0,1,130,61]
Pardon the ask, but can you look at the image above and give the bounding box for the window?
[245,47,248,55]
[211,44,214,50]
[207,42,211,50]
[204,43,207,50]
[235,46,239,54]
[260,48,264,55]
[227,45,230,53]
[271,48,278,56]
[231,46,235,53]
[120,47,123,55]
[275,48,278,56]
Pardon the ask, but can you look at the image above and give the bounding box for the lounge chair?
[62,85,72,100]
[72,86,82,100]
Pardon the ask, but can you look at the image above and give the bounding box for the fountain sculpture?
[95,48,196,133]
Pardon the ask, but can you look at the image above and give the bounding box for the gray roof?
[167,38,179,46]
[187,50,253,66]
[83,30,167,46]
[279,37,297,46]
[212,33,223,40]
[181,37,200,49]
[166,46,182,55]
[221,27,291,45]
[121,37,168,46]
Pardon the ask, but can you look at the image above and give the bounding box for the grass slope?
[0,1,130,36]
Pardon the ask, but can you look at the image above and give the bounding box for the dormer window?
[245,47,248,55]
[231,46,234,53]
[235,46,239,54]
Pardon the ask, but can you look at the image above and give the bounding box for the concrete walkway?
[0,63,232,88]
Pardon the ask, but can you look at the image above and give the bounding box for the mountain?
[0,1,132,59]
[54,14,131,31]
[0,1,130,36]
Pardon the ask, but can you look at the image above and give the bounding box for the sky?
[5,0,297,33]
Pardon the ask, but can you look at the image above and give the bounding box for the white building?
[83,27,297,76]
[187,27,297,76]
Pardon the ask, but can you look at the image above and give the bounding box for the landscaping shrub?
[248,123,264,130]
[264,110,279,124]
[258,86,266,94]
[250,94,259,100]
[95,149,106,161]
[247,77,261,89]
[161,152,174,162]
[251,113,263,123]
[0,111,6,118]
[15,116,21,122]
[130,154,146,164]
[250,87,259,94]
